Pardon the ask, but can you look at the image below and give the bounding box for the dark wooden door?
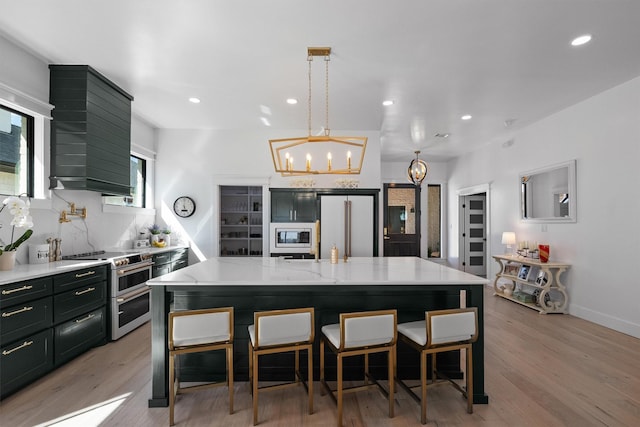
[383,183,421,256]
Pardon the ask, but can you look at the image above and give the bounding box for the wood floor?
[2,285,639,426]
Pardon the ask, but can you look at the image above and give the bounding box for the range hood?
[49,65,134,196]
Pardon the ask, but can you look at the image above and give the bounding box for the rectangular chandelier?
[269,135,367,176]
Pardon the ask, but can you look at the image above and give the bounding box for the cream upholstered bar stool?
[396,307,478,424]
[320,309,397,427]
[168,307,234,426]
[248,307,314,426]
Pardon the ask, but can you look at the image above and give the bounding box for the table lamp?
[501,231,516,255]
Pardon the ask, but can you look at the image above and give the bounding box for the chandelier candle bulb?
[347,151,352,170]
[306,153,311,171]
[327,152,332,170]
[285,152,291,171]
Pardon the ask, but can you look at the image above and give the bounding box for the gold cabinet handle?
[2,340,34,356]
[75,270,96,278]
[2,306,34,318]
[75,313,95,323]
[75,287,96,296]
[2,285,34,295]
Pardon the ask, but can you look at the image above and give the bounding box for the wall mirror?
[520,159,576,223]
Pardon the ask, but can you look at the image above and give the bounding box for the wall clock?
[173,196,196,218]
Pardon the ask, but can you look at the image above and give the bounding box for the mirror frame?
[520,159,577,223]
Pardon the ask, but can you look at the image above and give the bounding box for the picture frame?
[528,266,540,283]
[518,264,532,281]
[535,270,548,286]
[504,263,521,277]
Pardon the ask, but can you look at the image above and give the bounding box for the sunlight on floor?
[34,393,131,427]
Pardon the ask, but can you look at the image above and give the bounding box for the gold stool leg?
[320,338,325,396]
[169,353,175,426]
[388,347,394,418]
[308,345,314,414]
[295,349,300,383]
[467,345,474,414]
[337,353,343,427]
[421,351,427,424]
[253,349,259,426]
[228,345,234,414]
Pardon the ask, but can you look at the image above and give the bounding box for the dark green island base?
[147,257,490,407]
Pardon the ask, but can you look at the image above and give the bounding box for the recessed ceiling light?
[286,98,298,105]
[382,100,394,106]
[461,114,472,120]
[571,34,592,46]
[188,97,201,104]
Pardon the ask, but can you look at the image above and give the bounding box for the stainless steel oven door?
[113,263,152,296]
[111,285,150,340]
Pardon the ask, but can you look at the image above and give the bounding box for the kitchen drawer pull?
[75,270,96,278]
[75,287,96,296]
[2,285,34,295]
[2,306,34,318]
[2,340,34,356]
[75,313,95,323]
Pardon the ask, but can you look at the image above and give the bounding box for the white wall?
[448,76,640,338]
[155,128,381,260]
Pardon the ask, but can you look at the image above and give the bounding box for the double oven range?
[63,251,153,340]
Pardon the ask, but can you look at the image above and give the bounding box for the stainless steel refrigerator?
[319,195,375,259]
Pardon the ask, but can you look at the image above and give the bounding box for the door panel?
[383,184,420,257]
[459,194,486,276]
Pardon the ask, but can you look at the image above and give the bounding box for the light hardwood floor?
[1,285,639,426]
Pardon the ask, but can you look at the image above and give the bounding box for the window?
[0,104,34,197]
[427,184,441,258]
[103,155,147,207]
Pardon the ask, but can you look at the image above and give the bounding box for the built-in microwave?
[270,223,316,253]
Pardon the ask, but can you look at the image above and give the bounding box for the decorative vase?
[539,244,550,263]
[151,234,160,244]
[0,251,17,271]
[161,233,171,247]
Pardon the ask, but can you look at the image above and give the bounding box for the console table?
[492,254,570,314]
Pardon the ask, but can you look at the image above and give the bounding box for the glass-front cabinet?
[219,186,263,256]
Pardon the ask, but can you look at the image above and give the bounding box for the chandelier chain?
[308,55,312,136]
[325,54,330,136]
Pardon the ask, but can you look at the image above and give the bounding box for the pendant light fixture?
[269,47,367,176]
[408,150,428,185]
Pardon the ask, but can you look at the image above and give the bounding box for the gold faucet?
[59,203,87,223]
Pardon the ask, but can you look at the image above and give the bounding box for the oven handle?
[116,263,153,276]
[116,286,150,303]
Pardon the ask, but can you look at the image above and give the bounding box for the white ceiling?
[1,0,640,162]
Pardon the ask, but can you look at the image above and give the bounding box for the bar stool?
[320,309,397,427]
[168,307,234,426]
[248,307,314,426]
[396,307,478,424]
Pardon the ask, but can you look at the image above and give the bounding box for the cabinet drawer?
[0,277,52,309]
[170,248,188,263]
[1,328,54,399]
[53,266,108,293]
[54,306,106,365]
[54,281,106,324]
[152,264,171,278]
[172,258,188,272]
[0,297,53,346]
[153,251,171,265]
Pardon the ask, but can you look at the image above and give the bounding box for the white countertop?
[0,245,189,285]
[147,256,489,287]
[0,259,110,285]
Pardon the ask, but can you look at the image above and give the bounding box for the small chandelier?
[269,47,367,176]
[408,150,428,185]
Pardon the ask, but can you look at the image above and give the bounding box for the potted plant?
[148,224,162,246]
[161,227,171,247]
[0,195,34,270]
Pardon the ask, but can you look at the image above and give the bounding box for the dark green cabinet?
[270,190,316,222]
[152,249,189,278]
[0,265,108,399]
[49,65,134,195]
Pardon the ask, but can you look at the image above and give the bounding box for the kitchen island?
[147,256,490,407]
